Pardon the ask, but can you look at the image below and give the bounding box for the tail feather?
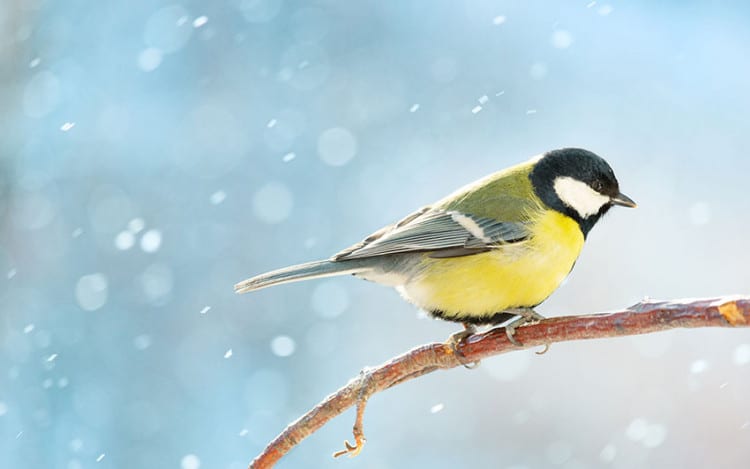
[234,259,369,294]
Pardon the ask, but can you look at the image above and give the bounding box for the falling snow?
[430,403,444,414]
[598,4,614,15]
[193,16,208,28]
[271,335,296,357]
[128,218,145,233]
[626,418,649,441]
[551,30,573,49]
[317,127,357,166]
[115,230,135,250]
[140,229,162,253]
[181,454,201,469]
[210,190,227,205]
[133,334,152,350]
[599,444,616,463]
[626,418,668,448]
[642,424,668,448]
[690,359,709,374]
[138,48,163,72]
[224,349,233,359]
[75,273,108,311]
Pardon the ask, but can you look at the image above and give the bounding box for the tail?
[234,259,370,294]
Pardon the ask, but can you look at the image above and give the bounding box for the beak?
[610,192,637,208]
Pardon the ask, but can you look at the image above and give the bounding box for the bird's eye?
[592,181,604,192]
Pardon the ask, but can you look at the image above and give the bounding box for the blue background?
[1,1,749,468]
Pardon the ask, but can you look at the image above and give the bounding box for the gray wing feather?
[333,209,529,260]
[463,217,528,248]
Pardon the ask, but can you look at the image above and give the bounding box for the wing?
[333,208,530,261]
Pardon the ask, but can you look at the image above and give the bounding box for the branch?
[249,296,749,469]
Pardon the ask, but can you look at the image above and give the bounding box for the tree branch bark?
[249,296,750,469]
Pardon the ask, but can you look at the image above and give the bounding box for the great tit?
[235,148,635,338]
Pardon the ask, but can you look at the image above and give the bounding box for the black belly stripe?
[429,309,520,325]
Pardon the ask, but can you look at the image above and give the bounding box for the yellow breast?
[402,210,585,320]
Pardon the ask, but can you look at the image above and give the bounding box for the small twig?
[332,370,371,458]
[249,296,750,469]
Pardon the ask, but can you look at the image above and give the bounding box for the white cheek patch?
[553,176,610,218]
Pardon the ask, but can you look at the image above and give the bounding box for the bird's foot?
[502,308,547,348]
[448,323,476,346]
[446,323,481,369]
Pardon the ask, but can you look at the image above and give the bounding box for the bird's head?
[530,148,636,236]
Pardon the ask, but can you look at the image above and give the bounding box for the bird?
[235,148,636,345]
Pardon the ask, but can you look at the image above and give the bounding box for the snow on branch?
[249,296,749,469]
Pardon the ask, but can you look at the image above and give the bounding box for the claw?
[446,324,481,369]
[502,309,546,347]
[447,324,476,346]
[505,325,522,346]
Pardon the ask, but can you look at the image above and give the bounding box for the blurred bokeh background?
[1,0,749,467]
